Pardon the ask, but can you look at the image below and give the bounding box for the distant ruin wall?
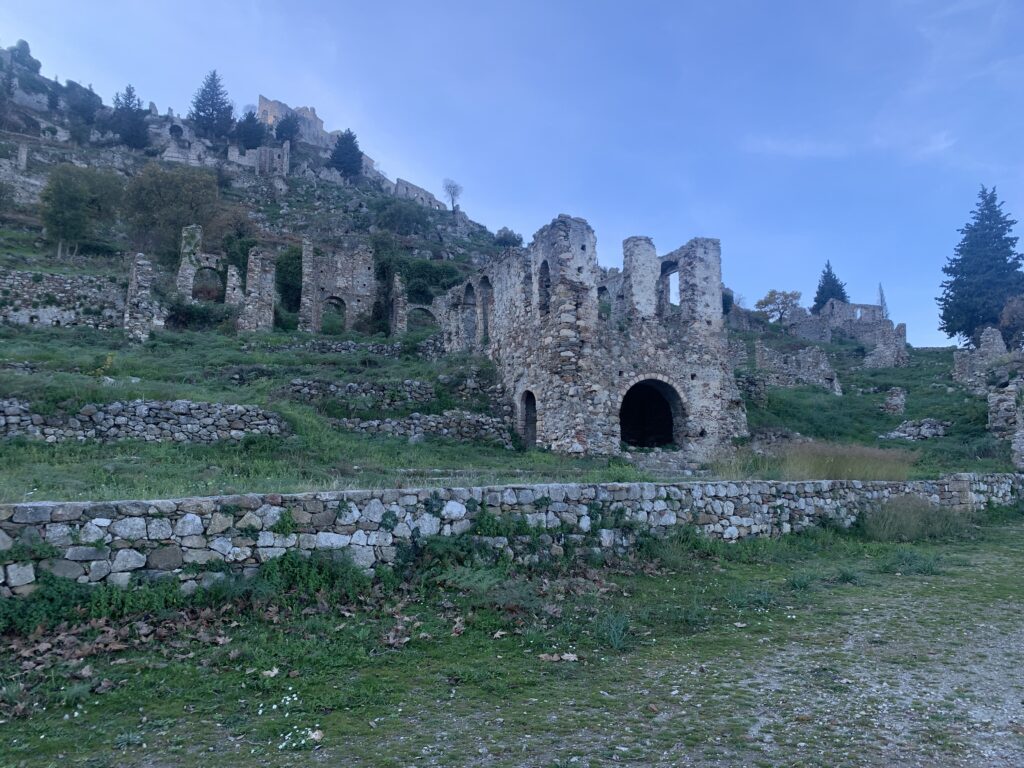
[0,399,286,444]
[1,473,1018,595]
[0,269,124,329]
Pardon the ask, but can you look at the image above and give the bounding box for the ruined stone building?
[431,215,748,461]
[298,238,376,333]
[787,298,908,367]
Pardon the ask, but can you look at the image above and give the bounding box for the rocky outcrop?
[0,399,286,443]
[879,419,950,441]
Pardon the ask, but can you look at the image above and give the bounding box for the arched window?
[521,390,537,448]
[407,307,439,331]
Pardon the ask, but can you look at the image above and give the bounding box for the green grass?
[0,325,647,501]
[2,506,1022,766]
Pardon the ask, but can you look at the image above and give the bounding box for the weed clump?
[857,496,975,543]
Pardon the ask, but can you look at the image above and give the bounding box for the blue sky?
[4,0,1024,346]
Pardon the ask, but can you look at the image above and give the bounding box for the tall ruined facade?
[434,215,747,460]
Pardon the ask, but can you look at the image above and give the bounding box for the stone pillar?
[124,254,160,342]
[238,248,276,332]
[225,266,243,306]
[280,140,290,176]
[622,236,658,319]
[17,143,28,171]
[298,239,317,333]
[677,238,724,334]
[390,274,408,335]
[175,225,204,298]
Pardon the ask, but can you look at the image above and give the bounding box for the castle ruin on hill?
[430,215,748,460]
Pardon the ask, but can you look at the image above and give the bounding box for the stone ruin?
[171,225,276,334]
[788,298,908,368]
[429,214,748,463]
[297,237,376,333]
[953,327,1010,394]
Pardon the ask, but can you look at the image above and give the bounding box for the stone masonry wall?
[332,410,513,447]
[0,473,1018,596]
[0,269,124,329]
[0,399,286,444]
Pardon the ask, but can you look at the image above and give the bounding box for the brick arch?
[617,373,687,448]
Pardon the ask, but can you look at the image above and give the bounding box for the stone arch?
[192,267,225,302]
[538,260,551,318]
[520,390,538,448]
[478,276,493,342]
[619,375,686,448]
[322,296,347,334]
[407,306,438,331]
[461,283,477,345]
[597,285,611,320]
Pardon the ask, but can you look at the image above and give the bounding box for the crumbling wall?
[298,238,376,333]
[394,178,446,211]
[174,225,223,300]
[123,254,163,342]
[752,342,842,395]
[0,269,124,329]
[954,327,1010,394]
[434,214,747,461]
[237,248,276,332]
[788,298,908,367]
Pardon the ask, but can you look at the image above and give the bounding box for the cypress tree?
[938,186,1024,344]
[188,70,234,139]
[811,261,849,313]
[328,129,363,179]
[112,84,149,150]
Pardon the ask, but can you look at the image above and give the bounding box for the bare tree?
[443,178,462,212]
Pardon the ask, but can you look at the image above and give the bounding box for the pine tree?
[811,261,849,313]
[112,84,149,150]
[234,110,266,150]
[328,129,363,179]
[878,283,889,319]
[188,70,234,139]
[938,186,1024,344]
[275,113,300,144]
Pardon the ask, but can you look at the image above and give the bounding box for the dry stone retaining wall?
[0,398,286,443]
[0,473,1018,596]
[288,378,437,408]
[332,410,513,447]
[0,269,124,329]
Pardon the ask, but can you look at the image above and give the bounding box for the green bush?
[164,297,238,331]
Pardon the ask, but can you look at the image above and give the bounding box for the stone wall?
[788,299,908,368]
[297,238,376,333]
[332,410,513,447]
[288,378,437,408]
[0,269,124,329]
[1,473,1018,596]
[747,341,842,395]
[123,254,163,342]
[237,248,276,332]
[0,399,286,444]
[954,327,1011,394]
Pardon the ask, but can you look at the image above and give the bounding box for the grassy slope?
[0,325,646,502]
[3,511,1022,767]
[740,335,1009,477]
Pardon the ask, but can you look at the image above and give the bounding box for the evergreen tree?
[328,129,362,179]
[41,165,123,257]
[275,113,300,144]
[188,70,234,139]
[878,283,889,319]
[938,186,1024,344]
[112,84,149,150]
[811,261,849,313]
[234,110,266,150]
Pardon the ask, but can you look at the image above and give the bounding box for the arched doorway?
[192,268,225,302]
[521,390,537,448]
[322,296,347,334]
[619,379,684,448]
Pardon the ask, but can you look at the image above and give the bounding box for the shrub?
[163,296,238,331]
[857,495,975,543]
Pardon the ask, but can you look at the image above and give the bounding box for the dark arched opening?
[619,379,683,448]
[521,390,537,448]
[407,307,438,331]
[538,261,551,318]
[479,276,493,342]
[322,296,347,334]
[192,267,225,302]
